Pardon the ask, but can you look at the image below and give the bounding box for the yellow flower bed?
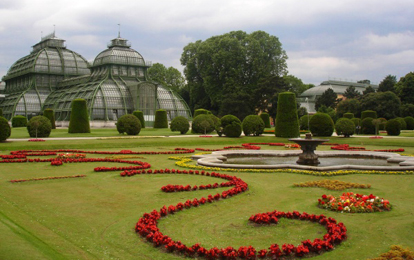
[293,179,371,190]
[370,245,414,260]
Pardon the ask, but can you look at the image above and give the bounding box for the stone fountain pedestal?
[289,133,329,166]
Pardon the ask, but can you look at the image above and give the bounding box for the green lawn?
[0,133,413,260]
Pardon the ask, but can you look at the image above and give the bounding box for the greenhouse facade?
[0,33,191,127]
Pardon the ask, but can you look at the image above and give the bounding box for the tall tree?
[360,91,401,119]
[378,75,397,93]
[315,88,337,111]
[283,75,311,96]
[343,86,361,99]
[362,86,376,95]
[181,30,288,114]
[147,63,186,93]
[395,72,414,104]
[336,98,361,118]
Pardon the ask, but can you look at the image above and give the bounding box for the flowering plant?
[318,192,391,213]
[57,153,86,159]
[28,138,45,142]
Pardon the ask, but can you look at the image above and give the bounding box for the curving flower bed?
[318,192,391,213]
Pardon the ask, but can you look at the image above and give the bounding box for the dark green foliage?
[317,105,337,123]
[275,92,299,138]
[209,115,221,135]
[116,114,141,135]
[27,116,52,138]
[0,108,3,117]
[335,118,355,137]
[378,118,387,130]
[133,110,145,128]
[404,116,414,130]
[385,119,401,136]
[396,72,414,104]
[170,116,190,134]
[343,113,354,119]
[315,88,337,110]
[223,121,242,138]
[154,110,168,128]
[147,63,186,93]
[43,109,56,129]
[351,118,361,134]
[309,113,334,137]
[220,115,242,137]
[343,86,361,99]
[360,92,400,119]
[361,110,377,120]
[68,99,90,133]
[193,109,211,118]
[297,107,308,118]
[192,114,215,134]
[378,75,396,93]
[360,117,375,135]
[0,116,11,142]
[11,115,27,127]
[219,92,254,121]
[299,115,312,130]
[260,113,271,128]
[336,98,360,118]
[242,115,265,136]
[362,86,376,95]
[400,104,414,117]
[395,117,407,130]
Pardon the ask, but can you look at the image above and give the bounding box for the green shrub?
[43,109,56,129]
[343,113,354,119]
[220,115,241,137]
[275,92,300,137]
[11,115,27,127]
[0,108,3,117]
[361,117,375,134]
[309,113,334,137]
[386,119,401,136]
[224,121,242,137]
[404,116,414,130]
[116,114,141,135]
[133,110,145,128]
[68,99,90,133]
[335,118,355,137]
[154,109,168,128]
[260,113,271,128]
[170,116,190,134]
[395,117,407,130]
[194,109,211,118]
[299,115,313,130]
[361,110,377,120]
[0,116,11,142]
[192,114,215,134]
[27,116,52,138]
[351,118,361,134]
[210,115,221,135]
[242,115,265,136]
[378,118,387,130]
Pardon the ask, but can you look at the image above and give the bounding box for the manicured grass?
[0,135,413,259]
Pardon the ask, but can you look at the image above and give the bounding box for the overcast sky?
[0,0,413,85]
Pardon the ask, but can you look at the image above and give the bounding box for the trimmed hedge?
[299,115,313,130]
[68,99,90,133]
[154,109,168,128]
[404,116,414,130]
[361,117,375,134]
[194,109,211,118]
[242,115,265,136]
[335,118,355,137]
[0,116,11,142]
[309,113,334,137]
[386,119,401,136]
[361,110,377,120]
[395,117,407,130]
[220,115,242,137]
[192,114,215,134]
[117,114,141,135]
[27,116,52,138]
[43,109,56,129]
[133,110,145,128]
[11,115,27,127]
[275,92,300,138]
[224,121,242,138]
[170,116,190,134]
[259,113,271,128]
[343,113,354,119]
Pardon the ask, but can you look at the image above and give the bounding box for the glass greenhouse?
[0,33,192,127]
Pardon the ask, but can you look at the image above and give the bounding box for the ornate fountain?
[289,133,329,166]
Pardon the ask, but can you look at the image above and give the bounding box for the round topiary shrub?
[335,118,355,137]
[343,113,354,119]
[43,109,56,129]
[361,110,377,120]
[27,116,52,138]
[192,114,215,134]
[193,109,211,118]
[154,109,168,128]
[275,92,300,138]
[0,116,11,142]
[242,115,265,136]
[404,116,414,130]
[224,121,242,137]
[133,110,145,128]
[170,116,190,134]
[386,119,401,136]
[260,113,271,128]
[11,115,27,127]
[220,115,242,137]
[116,114,141,135]
[68,99,90,133]
[395,117,407,130]
[309,113,334,137]
[299,115,313,130]
[360,117,375,135]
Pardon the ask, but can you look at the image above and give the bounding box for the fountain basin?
[193,150,414,171]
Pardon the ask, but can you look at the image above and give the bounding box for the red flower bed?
[331,144,366,151]
[318,192,391,213]
[28,139,45,142]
